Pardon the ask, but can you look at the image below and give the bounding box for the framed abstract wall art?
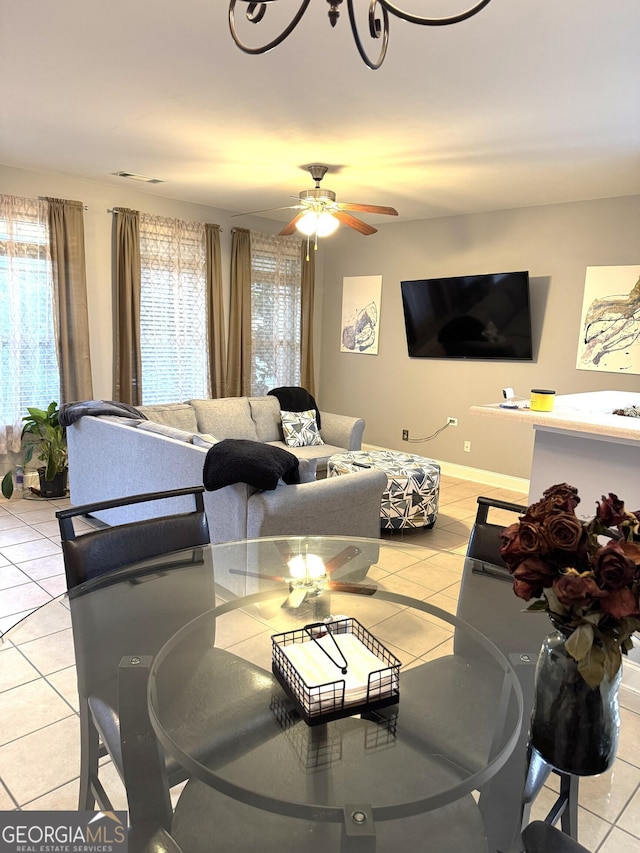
[340,275,382,355]
[576,265,640,374]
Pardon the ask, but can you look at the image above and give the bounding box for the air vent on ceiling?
[113,171,165,184]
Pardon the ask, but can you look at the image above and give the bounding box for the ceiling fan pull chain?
[305,233,311,262]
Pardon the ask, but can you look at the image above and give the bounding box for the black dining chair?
[462,496,580,845]
[522,819,591,852]
[55,486,213,813]
[57,486,284,825]
[56,486,210,589]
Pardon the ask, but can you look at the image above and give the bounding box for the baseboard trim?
[361,444,530,494]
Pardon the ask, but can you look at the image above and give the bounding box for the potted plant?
[1,402,68,499]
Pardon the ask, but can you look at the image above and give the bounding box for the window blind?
[139,213,209,404]
[250,231,301,396]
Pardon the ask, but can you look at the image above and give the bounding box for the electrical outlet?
[447,417,458,427]
[464,440,471,453]
[402,429,409,441]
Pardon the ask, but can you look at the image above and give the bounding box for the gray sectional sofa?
[66,396,387,544]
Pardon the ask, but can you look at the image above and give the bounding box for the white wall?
[318,195,640,479]
[3,163,637,480]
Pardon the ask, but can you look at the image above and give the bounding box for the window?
[250,232,301,396]
[0,196,60,452]
[139,214,209,404]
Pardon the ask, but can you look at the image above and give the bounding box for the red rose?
[596,493,627,527]
[500,523,524,570]
[544,512,586,553]
[601,587,640,619]
[513,557,558,592]
[594,540,638,590]
[518,521,547,554]
[553,570,606,608]
[541,483,581,512]
[513,578,539,602]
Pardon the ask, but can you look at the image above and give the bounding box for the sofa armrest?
[319,412,365,451]
[246,468,386,540]
[66,417,251,544]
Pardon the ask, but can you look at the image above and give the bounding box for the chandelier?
[228,1,494,70]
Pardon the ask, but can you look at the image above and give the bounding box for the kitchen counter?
[470,391,640,508]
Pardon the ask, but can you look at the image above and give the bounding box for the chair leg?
[521,746,580,841]
[78,704,101,810]
[119,656,172,832]
[559,773,579,840]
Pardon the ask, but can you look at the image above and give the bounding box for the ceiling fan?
[234,164,399,240]
[229,543,377,609]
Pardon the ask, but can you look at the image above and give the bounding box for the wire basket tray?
[271,617,401,726]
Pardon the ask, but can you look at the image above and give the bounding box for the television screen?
[401,271,533,361]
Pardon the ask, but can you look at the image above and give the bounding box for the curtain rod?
[38,197,88,210]
[107,208,223,230]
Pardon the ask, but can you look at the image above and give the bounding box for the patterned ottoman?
[328,450,440,530]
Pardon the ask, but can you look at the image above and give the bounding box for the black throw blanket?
[267,386,321,429]
[59,400,146,427]
[203,439,300,492]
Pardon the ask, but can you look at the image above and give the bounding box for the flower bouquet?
[500,483,640,688]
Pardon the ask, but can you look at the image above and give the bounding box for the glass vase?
[530,629,621,776]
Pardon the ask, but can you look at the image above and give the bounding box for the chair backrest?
[466,495,527,572]
[457,495,546,658]
[56,487,210,589]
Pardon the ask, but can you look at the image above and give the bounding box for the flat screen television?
[401,271,533,361]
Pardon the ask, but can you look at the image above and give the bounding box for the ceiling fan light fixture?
[296,210,340,237]
[288,553,327,581]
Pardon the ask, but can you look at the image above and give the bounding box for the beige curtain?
[205,224,226,398]
[300,243,316,395]
[113,208,142,405]
[226,228,252,397]
[45,198,93,403]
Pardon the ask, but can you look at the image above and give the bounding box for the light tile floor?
[1,476,640,851]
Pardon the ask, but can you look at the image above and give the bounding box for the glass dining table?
[1,536,526,853]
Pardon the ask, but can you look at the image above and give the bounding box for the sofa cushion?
[192,433,220,449]
[136,421,195,442]
[203,439,299,491]
[266,441,345,476]
[190,398,258,441]
[280,409,324,448]
[279,458,316,485]
[249,396,282,443]
[137,403,199,432]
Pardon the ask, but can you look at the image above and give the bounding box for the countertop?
[470,391,640,443]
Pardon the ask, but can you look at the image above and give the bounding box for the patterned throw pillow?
[280,409,324,448]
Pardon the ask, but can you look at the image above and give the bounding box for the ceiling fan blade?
[281,587,309,609]
[279,211,307,236]
[333,210,378,236]
[338,203,398,216]
[231,205,301,218]
[327,581,377,595]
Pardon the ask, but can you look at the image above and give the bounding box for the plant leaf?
[577,643,605,688]
[1,471,14,499]
[603,644,622,682]
[565,622,594,662]
[526,600,549,612]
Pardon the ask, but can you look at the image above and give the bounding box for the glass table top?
[2,535,525,851]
